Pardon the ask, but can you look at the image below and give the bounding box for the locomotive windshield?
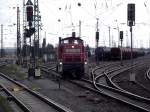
[61,38,82,44]
[65,48,80,53]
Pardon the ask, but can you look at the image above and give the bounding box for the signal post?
[26,0,37,78]
[127,4,136,82]
[95,18,99,65]
[120,31,123,66]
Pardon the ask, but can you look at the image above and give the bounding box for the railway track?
[92,63,150,111]
[93,58,143,86]
[41,62,150,112]
[146,68,150,82]
[92,58,150,111]
[0,72,73,112]
[0,83,31,112]
[83,78,150,112]
[109,61,150,99]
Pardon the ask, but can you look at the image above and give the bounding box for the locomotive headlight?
[59,62,62,65]
[84,61,87,65]
[72,46,74,48]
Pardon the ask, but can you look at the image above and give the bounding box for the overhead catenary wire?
[1,0,150,48]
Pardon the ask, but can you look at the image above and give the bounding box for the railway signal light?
[120,31,123,40]
[59,37,61,44]
[72,32,76,37]
[127,4,135,72]
[78,3,81,7]
[127,4,135,26]
[26,6,33,22]
[128,4,135,21]
[30,27,35,35]
[26,0,33,22]
[96,32,99,41]
[24,29,29,37]
[25,28,35,37]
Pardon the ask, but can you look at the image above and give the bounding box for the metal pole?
[130,26,133,66]
[34,0,40,68]
[109,26,111,47]
[96,18,99,48]
[95,18,99,65]
[118,27,120,47]
[126,31,129,47]
[149,33,150,49]
[37,15,40,58]
[23,0,27,66]
[29,33,31,63]
[1,24,3,58]
[79,20,81,38]
[115,20,120,47]
[120,40,123,65]
[17,7,21,64]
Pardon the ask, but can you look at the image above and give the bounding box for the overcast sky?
[0,0,150,48]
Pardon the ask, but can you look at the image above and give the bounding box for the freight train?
[95,47,111,61]
[95,47,145,61]
[56,36,87,79]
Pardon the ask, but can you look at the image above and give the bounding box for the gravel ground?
[112,64,150,99]
[0,95,14,112]
[0,64,140,112]
[136,66,150,90]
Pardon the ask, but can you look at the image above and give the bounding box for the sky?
[0,0,150,48]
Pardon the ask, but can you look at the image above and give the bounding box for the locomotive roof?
[61,37,83,41]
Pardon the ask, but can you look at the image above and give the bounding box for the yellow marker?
[11,85,22,92]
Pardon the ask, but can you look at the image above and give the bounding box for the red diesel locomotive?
[56,36,87,79]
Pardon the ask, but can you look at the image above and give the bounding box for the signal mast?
[96,18,99,48]
[22,0,35,66]
[26,0,35,64]
[95,18,99,64]
[34,0,41,65]
[127,4,135,65]
[17,7,21,64]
